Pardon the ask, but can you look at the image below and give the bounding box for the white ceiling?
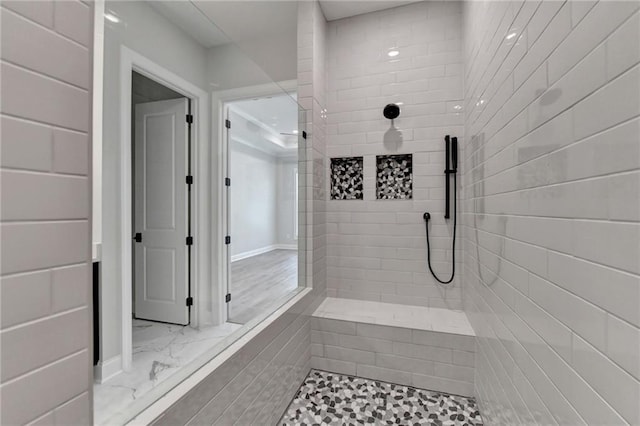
[230,93,299,136]
[228,93,299,156]
[193,1,298,43]
[148,1,230,48]
[148,1,422,49]
[319,0,423,21]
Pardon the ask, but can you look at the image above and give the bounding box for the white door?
[134,98,189,325]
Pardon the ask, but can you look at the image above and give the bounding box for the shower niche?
[330,156,364,200]
[376,154,413,200]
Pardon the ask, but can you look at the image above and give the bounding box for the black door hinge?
[133,232,142,243]
[225,293,231,303]
[225,177,231,186]
[186,175,193,185]
[186,236,193,246]
[225,119,231,129]
[186,297,193,307]
[225,235,231,245]
[186,114,193,124]
[302,130,307,140]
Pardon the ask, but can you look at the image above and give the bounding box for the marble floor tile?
[94,320,242,425]
[281,369,483,425]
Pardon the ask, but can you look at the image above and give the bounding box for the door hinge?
[225,235,231,245]
[186,175,193,185]
[225,119,231,129]
[225,293,231,303]
[186,296,193,307]
[186,236,193,246]
[225,177,231,187]
[302,130,307,140]
[186,114,193,124]
[133,232,142,243]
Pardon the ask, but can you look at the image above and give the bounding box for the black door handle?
[133,233,142,243]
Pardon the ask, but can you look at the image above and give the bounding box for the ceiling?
[319,0,423,21]
[192,1,298,43]
[148,1,230,48]
[132,71,183,104]
[228,93,299,156]
[230,93,299,136]
[148,1,423,49]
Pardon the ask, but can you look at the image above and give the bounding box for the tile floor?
[281,370,483,425]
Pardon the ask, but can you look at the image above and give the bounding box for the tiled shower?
[0,0,638,425]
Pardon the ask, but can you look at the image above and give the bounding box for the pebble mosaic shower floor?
[281,370,483,426]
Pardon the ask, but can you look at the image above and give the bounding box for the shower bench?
[310,297,476,397]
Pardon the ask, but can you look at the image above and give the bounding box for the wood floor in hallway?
[229,249,298,324]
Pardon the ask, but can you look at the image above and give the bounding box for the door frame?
[119,46,209,371]
[211,80,297,326]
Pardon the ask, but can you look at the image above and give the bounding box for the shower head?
[383,103,400,120]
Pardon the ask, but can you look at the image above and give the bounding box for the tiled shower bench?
[310,297,476,397]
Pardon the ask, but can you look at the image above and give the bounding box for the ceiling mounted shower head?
[383,103,400,120]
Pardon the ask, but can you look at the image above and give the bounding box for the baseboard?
[94,354,122,384]
[231,244,297,262]
[274,244,297,250]
[231,245,276,262]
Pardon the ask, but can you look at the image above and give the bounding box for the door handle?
[133,233,142,243]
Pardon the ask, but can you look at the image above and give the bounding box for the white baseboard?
[231,244,297,262]
[94,354,122,383]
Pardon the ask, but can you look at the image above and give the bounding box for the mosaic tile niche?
[376,154,413,199]
[330,157,364,200]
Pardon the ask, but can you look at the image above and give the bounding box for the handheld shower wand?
[424,135,458,284]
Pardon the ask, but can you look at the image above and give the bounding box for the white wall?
[278,158,299,246]
[228,109,299,259]
[101,0,208,363]
[230,141,278,257]
[0,1,93,423]
[325,1,465,309]
[207,34,297,92]
[462,1,640,424]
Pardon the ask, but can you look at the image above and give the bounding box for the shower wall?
[462,1,639,424]
[299,0,329,296]
[326,1,465,309]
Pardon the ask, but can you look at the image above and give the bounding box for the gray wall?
[0,1,93,424]
[462,1,639,424]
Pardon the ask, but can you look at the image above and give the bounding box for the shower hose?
[424,172,456,284]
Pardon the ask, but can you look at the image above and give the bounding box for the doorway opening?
[93,64,239,426]
[223,93,300,325]
[131,71,192,326]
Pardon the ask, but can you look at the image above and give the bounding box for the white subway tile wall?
[0,1,93,424]
[299,0,329,296]
[310,315,476,397]
[463,1,640,425]
[150,299,314,425]
[326,2,465,309]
